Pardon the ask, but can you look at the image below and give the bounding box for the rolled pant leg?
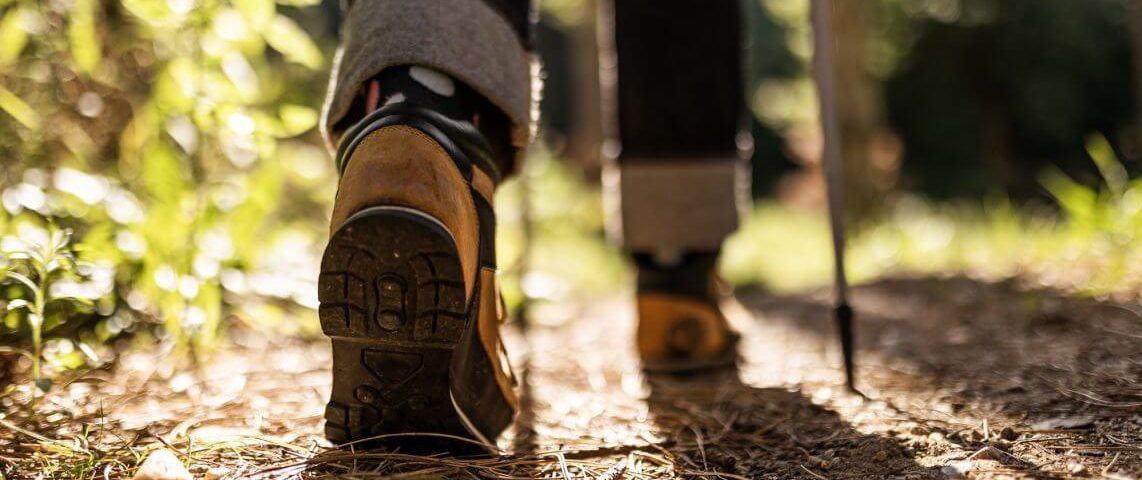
[322,0,536,156]
[601,0,750,258]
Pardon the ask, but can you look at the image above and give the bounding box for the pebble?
[940,460,974,478]
[999,426,1018,440]
[204,466,231,480]
[131,449,192,480]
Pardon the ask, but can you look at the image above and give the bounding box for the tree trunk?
[830,0,891,223]
[566,5,604,179]
[1128,0,1142,164]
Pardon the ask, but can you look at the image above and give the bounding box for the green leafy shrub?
[0,0,334,385]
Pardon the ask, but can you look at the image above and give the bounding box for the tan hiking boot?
[634,253,739,372]
[319,102,516,451]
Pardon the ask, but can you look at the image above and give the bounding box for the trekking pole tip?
[834,302,857,392]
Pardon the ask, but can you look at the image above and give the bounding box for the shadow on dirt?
[734,275,1142,477]
[736,276,1141,419]
[505,356,938,478]
[642,368,938,478]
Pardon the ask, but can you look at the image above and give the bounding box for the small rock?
[999,426,1018,440]
[874,449,888,461]
[941,460,974,478]
[204,466,230,480]
[1067,462,1086,475]
[132,449,192,480]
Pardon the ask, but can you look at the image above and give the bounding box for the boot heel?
[320,206,471,447]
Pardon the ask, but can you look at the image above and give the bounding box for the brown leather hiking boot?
[634,253,739,372]
[319,102,516,451]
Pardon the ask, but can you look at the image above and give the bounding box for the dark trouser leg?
[602,0,749,262]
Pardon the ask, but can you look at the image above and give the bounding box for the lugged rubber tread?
[320,206,512,452]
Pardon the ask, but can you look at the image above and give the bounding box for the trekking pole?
[810,0,857,392]
[515,150,534,331]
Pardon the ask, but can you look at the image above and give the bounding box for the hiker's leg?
[322,0,535,172]
[319,0,535,448]
[601,0,750,370]
[603,0,748,260]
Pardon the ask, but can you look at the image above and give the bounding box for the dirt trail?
[2,276,1140,478]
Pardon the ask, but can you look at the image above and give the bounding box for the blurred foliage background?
[0,0,339,387]
[0,0,1139,391]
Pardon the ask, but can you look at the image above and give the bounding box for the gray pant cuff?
[321,0,534,152]
[603,158,751,254]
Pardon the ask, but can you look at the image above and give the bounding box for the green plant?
[1041,134,1141,236]
[0,0,334,364]
[2,223,91,397]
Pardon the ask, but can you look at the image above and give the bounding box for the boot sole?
[319,205,508,452]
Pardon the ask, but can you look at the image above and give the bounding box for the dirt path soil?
[2,276,1139,478]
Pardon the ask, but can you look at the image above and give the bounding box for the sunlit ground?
[3,150,1140,478]
[6,274,1139,478]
